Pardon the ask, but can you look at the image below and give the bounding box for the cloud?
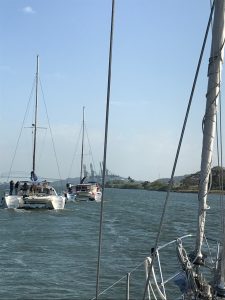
[22,6,35,14]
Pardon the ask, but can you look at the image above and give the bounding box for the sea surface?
[0,188,222,299]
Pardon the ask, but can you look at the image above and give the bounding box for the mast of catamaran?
[80,106,85,183]
[196,0,225,285]
[32,55,39,178]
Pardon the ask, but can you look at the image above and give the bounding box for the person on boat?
[43,180,48,187]
[96,183,101,192]
[15,181,20,195]
[66,183,72,194]
[22,182,28,197]
[36,183,43,193]
[30,171,38,181]
[29,184,36,194]
[9,180,14,195]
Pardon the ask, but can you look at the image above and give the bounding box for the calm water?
[0,188,222,299]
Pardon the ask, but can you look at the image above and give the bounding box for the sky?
[0,0,222,182]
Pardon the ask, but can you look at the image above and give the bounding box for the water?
[0,188,222,299]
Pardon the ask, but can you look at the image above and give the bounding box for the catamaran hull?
[76,192,102,202]
[3,195,65,209]
[65,193,76,202]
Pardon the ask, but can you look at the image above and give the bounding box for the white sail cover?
[196,0,225,271]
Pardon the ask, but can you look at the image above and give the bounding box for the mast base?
[189,252,207,265]
[193,256,205,265]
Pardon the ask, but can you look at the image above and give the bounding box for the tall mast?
[195,0,225,265]
[32,55,39,175]
[80,106,85,183]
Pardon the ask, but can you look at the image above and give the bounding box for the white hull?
[65,193,76,202]
[4,194,65,210]
[76,191,102,202]
[66,182,102,202]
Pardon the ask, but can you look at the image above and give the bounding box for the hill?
[1,167,224,194]
[105,166,225,192]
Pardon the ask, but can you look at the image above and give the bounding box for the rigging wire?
[142,2,215,299]
[215,69,225,233]
[95,0,115,299]
[67,124,82,180]
[84,124,98,177]
[67,113,98,181]
[39,78,64,191]
[219,92,225,233]
[7,77,36,181]
[36,128,48,170]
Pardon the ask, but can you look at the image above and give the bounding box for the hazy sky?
[0,0,221,182]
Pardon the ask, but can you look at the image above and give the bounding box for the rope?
[146,257,166,300]
[95,1,115,299]
[143,2,215,298]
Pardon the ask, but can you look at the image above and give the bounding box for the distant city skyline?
[0,1,222,182]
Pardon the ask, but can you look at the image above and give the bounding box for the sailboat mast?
[32,55,39,175]
[80,106,85,183]
[195,0,225,264]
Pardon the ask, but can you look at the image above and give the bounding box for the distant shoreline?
[106,185,225,195]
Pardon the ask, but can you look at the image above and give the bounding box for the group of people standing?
[9,181,30,196]
[9,180,20,195]
[9,180,51,196]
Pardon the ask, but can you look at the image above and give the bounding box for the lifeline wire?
[95,0,115,299]
[143,1,215,299]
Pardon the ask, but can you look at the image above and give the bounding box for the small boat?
[65,107,102,202]
[66,181,102,202]
[3,56,65,210]
[75,182,102,202]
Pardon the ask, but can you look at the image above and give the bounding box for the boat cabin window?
[76,185,91,192]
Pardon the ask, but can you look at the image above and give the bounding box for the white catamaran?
[65,106,102,202]
[3,56,65,210]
